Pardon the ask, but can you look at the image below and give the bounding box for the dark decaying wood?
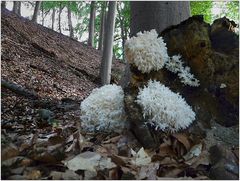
[125,15,239,148]
[1,79,38,99]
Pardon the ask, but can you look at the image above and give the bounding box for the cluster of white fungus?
[136,80,196,132]
[125,29,169,73]
[80,30,199,134]
[125,29,200,87]
[165,55,200,87]
[80,84,126,132]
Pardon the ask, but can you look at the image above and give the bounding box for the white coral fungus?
[165,55,200,87]
[80,84,126,132]
[125,29,169,73]
[136,80,196,132]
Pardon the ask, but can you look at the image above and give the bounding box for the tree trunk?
[51,8,55,30]
[32,1,41,22]
[17,1,21,15]
[58,3,63,34]
[100,1,117,85]
[41,3,44,26]
[117,2,126,60]
[67,2,74,38]
[88,1,96,47]
[128,1,191,148]
[98,2,107,51]
[1,1,6,9]
[13,1,18,14]
[130,1,190,36]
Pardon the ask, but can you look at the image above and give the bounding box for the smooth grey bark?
[98,2,107,51]
[51,8,55,30]
[100,1,117,85]
[17,1,21,15]
[13,1,19,14]
[88,1,96,47]
[32,1,41,22]
[67,2,74,38]
[41,3,44,26]
[1,1,6,8]
[58,3,63,33]
[130,1,190,36]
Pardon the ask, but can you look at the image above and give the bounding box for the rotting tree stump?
[124,15,239,148]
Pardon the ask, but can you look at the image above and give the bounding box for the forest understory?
[1,8,239,180]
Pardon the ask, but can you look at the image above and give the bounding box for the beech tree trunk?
[117,2,126,60]
[67,2,74,38]
[1,1,6,8]
[58,3,63,34]
[52,8,55,30]
[130,1,190,36]
[13,1,19,14]
[41,3,44,26]
[98,2,107,51]
[100,1,116,85]
[32,1,41,22]
[88,1,96,47]
[17,1,21,15]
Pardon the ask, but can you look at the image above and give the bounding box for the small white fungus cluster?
[136,80,196,132]
[125,29,169,73]
[80,84,126,132]
[165,55,200,87]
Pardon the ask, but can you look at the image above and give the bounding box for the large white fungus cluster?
[165,55,200,87]
[136,80,196,132]
[80,84,126,132]
[125,29,169,73]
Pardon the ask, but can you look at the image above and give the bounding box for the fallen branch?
[1,79,38,99]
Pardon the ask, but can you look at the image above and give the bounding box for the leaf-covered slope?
[1,8,123,101]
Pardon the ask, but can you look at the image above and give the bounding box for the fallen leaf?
[103,135,122,144]
[2,156,29,167]
[96,144,118,156]
[50,170,82,180]
[109,167,119,180]
[185,150,210,168]
[98,157,117,170]
[64,151,116,172]
[110,155,129,166]
[84,170,97,180]
[48,135,65,145]
[34,152,58,164]
[164,167,184,177]
[183,143,202,161]
[136,162,159,179]
[159,143,176,157]
[130,147,151,166]
[159,157,178,166]
[10,166,25,175]
[172,133,191,151]
[1,143,19,161]
[26,170,41,180]
[7,175,26,180]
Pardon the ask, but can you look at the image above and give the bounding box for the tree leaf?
[64,151,116,172]
[172,133,191,151]
[130,147,151,166]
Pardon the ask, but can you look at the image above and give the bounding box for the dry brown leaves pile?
[2,102,212,180]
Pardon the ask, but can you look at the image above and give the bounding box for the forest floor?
[1,9,239,180]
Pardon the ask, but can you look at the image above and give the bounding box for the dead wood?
[1,79,38,99]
